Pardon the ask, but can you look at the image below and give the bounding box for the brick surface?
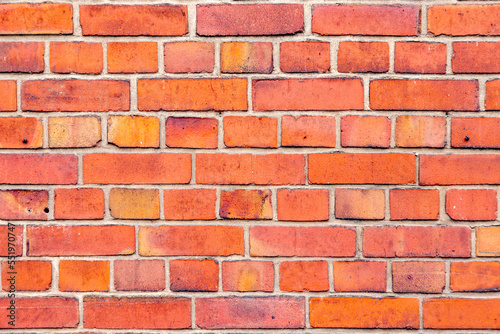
[49,116,101,148]
[335,188,385,220]
[50,42,103,74]
[277,189,329,221]
[334,261,386,292]
[54,188,104,220]
[222,261,274,292]
[280,261,329,292]
[114,260,165,291]
[0,42,44,73]
[170,260,218,292]
[395,42,447,74]
[59,260,110,292]
[221,42,273,73]
[0,3,73,34]
[392,261,445,293]
[337,42,389,73]
[428,5,500,36]
[0,190,48,220]
[164,42,214,73]
[280,42,330,73]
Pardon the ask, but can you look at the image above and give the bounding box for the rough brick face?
[164,42,214,73]
[337,42,389,73]
[395,42,447,74]
[280,42,330,73]
[0,117,43,149]
[0,80,16,111]
[0,42,44,73]
[50,42,103,74]
[221,42,273,73]
[222,261,274,292]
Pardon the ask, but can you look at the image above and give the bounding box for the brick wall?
[0,0,499,331]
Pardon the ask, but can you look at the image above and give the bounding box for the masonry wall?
[0,0,499,332]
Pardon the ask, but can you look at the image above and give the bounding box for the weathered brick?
[477,226,500,256]
[451,261,500,292]
[166,117,218,149]
[49,116,101,148]
[335,188,385,220]
[0,190,48,220]
[451,117,500,148]
[0,3,73,34]
[341,115,391,148]
[0,80,16,111]
[222,261,274,292]
[108,116,159,148]
[109,188,160,220]
[220,189,272,220]
[280,42,329,73]
[395,42,447,74]
[280,261,329,292]
[114,260,165,291]
[334,261,386,292]
[453,42,500,73]
[0,117,42,148]
[1,261,51,291]
[55,188,104,220]
[164,42,214,73]
[337,42,389,73]
[50,42,103,74]
[281,115,336,147]
[107,42,158,73]
[0,225,22,257]
[170,260,218,292]
[224,116,277,148]
[486,79,500,110]
[390,189,440,220]
[221,42,273,73]
[428,5,500,36]
[59,260,109,292]
[392,261,445,293]
[446,189,497,221]
[0,42,44,73]
[395,116,446,148]
[277,189,329,221]
[164,189,216,220]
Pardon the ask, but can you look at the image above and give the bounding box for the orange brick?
[27,225,135,256]
[451,117,500,148]
[0,42,44,73]
[114,260,165,291]
[453,42,500,73]
[370,79,479,111]
[59,260,109,292]
[280,42,329,73]
[281,115,336,147]
[164,189,216,220]
[164,42,214,73]
[0,225,22,257]
[451,261,500,292]
[108,116,159,148]
[390,189,440,220]
[22,80,129,111]
[220,189,272,220]
[477,226,500,256]
[197,4,303,36]
[221,42,273,73]
[446,189,497,221]
[83,153,191,184]
[107,42,157,73]
[253,78,363,111]
[0,81,16,111]
[428,5,500,36]
[341,115,391,148]
[170,260,218,292]
[395,116,446,148]
[486,79,500,110]
[0,3,73,34]
[392,261,445,293]
[313,5,420,36]
[280,261,329,292]
[0,117,42,148]
[336,189,385,220]
[338,42,389,73]
[1,261,51,291]
[54,188,104,220]
[250,226,356,257]
[395,42,447,74]
[277,189,329,221]
[253,154,305,185]
[334,261,386,292]
[138,78,247,111]
[109,188,160,220]
[223,116,277,148]
[139,225,244,256]
[50,42,102,74]
[0,190,48,220]
[166,117,218,149]
[49,116,101,148]
[222,261,274,292]
[80,5,188,36]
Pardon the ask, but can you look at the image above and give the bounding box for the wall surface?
[0,0,499,332]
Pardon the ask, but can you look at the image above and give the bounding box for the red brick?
[341,115,391,148]
[0,298,78,329]
[222,261,274,292]
[27,225,135,256]
[108,116,159,148]
[138,78,247,111]
[0,190,48,220]
[50,42,102,74]
[164,42,214,73]
[108,42,157,73]
[338,42,389,73]
[335,188,385,220]
[486,79,500,110]
[277,189,329,221]
[253,78,363,111]
[170,260,218,292]
[309,153,416,185]
[83,297,191,329]
[109,188,160,220]
[390,189,440,220]
[55,188,104,220]
[253,154,305,185]
[363,226,471,258]
[0,3,73,35]
[282,115,336,147]
[166,117,218,149]
[313,5,420,36]
[224,116,277,148]
[22,80,129,112]
[334,261,386,292]
[83,153,191,184]
[423,298,500,329]
[250,226,356,257]
[220,189,272,220]
[164,189,216,220]
[139,225,244,256]
[0,225,22,257]
[453,42,500,73]
[452,117,500,148]
[446,189,497,221]
[80,5,188,36]
[395,116,446,148]
[428,5,500,36]
[280,261,329,292]
[49,116,101,148]
[310,297,419,328]
[280,42,329,73]
[221,42,273,73]
[114,260,165,291]
[0,42,44,73]
[196,297,305,329]
[451,261,500,292]
[477,226,500,257]
[197,4,303,36]
[370,79,479,111]
[395,42,447,74]
[59,260,109,292]
[420,154,500,185]
[0,154,77,185]
[1,261,51,291]
[0,117,41,148]
[0,81,16,111]
[393,261,445,293]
